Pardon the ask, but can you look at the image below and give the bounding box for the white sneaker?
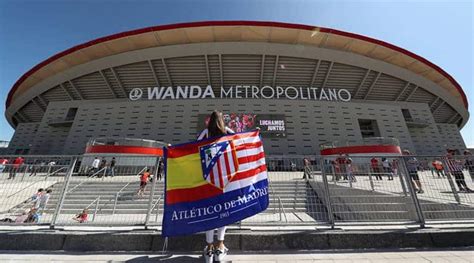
[214,246,228,262]
[203,247,213,263]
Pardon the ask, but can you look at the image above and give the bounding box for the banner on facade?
[197,113,286,137]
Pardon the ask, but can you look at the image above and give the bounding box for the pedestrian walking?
[445,149,472,193]
[99,157,107,177]
[371,157,382,180]
[463,150,474,182]
[382,158,393,180]
[107,157,116,177]
[432,159,445,177]
[35,189,52,214]
[403,150,424,194]
[336,154,347,180]
[157,159,164,181]
[90,157,100,176]
[137,168,151,197]
[8,156,24,179]
[302,158,313,179]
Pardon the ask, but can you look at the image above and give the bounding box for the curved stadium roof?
[5,21,469,127]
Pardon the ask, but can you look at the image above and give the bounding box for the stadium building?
[4,21,469,156]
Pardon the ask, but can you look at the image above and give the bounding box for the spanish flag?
[162,130,269,236]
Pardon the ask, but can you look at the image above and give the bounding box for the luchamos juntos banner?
[128,85,352,102]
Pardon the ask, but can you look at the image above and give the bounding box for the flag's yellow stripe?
[167,153,207,190]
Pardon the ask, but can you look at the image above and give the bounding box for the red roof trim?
[6,20,468,110]
[320,145,402,156]
[85,145,163,156]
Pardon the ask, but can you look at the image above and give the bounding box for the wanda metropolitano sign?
[128,85,352,102]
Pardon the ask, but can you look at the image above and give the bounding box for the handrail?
[268,181,288,222]
[46,166,68,177]
[112,181,133,215]
[89,167,107,178]
[85,196,101,222]
[6,166,69,199]
[136,166,148,177]
[277,196,288,222]
[151,196,162,223]
[7,181,43,199]
[67,167,106,194]
[6,197,36,213]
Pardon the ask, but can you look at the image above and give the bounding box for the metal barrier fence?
[0,154,473,229]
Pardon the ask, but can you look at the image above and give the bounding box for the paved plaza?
[0,249,472,262]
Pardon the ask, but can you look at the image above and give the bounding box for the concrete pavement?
[0,248,472,262]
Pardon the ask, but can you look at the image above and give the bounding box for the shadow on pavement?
[125,255,204,262]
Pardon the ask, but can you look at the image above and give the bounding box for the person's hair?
[447,149,456,154]
[38,188,44,192]
[46,189,52,193]
[207,110,227,137]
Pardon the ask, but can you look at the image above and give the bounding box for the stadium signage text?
[129,85,352,102]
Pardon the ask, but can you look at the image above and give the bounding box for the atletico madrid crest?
[199,140,239,190]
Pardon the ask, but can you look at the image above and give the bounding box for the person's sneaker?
[214,246,228,262]
[418,189,424,194]
[203,247,213,263]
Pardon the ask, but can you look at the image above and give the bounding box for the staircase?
[46,180,164,215]
[268,180,329,223]
[6,174,474,225]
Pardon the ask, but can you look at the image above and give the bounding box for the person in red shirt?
[371,157,382,180]
[8,156,24,180]
[73,209,89,223]
[137,168,151,197]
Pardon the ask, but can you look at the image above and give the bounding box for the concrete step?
[333,211,412,221]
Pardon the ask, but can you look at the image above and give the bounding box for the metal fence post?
[92,197,100,222]
[20,165,27,182]
[400,157,425,228]
[397,162,408,197]
[144,157,161,229]
[445,172,461,204]
[368,169,375,191]
[50,157,77,229]
[320,157,335,229]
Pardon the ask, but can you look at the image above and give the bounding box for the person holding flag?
[162,110,269,263]
[196,110,234,262]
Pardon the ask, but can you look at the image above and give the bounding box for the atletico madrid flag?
[162,130,269,237]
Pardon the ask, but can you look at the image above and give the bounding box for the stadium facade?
[4,21,469,156]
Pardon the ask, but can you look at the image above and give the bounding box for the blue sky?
[0,0,472,146]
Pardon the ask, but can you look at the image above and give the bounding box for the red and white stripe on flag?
[225,132,267,193]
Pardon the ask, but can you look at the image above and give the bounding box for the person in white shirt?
[90,157,101,176]
[35,189,52,214]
